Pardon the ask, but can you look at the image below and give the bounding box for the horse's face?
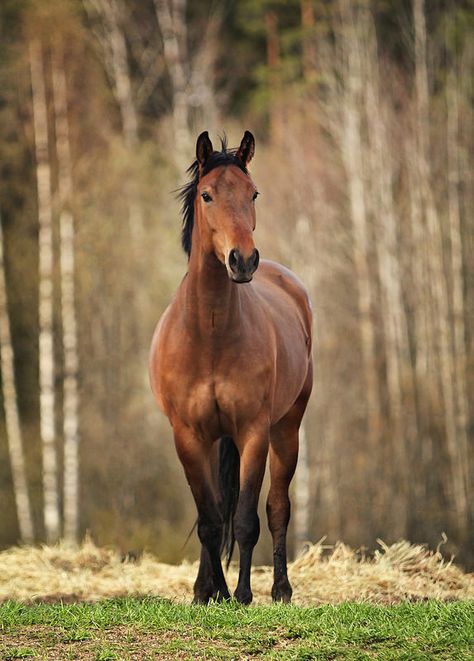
[198,166,259,282]
[196,131,260,283]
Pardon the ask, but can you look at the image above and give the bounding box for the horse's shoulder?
[256,260,312,314]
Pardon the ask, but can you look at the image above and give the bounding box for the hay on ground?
[0,537,472,605]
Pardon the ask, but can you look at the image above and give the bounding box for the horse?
[149,130,313,604]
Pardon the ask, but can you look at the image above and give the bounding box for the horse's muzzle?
[228,248,260,283]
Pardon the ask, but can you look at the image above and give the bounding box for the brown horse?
[149,131,313,604]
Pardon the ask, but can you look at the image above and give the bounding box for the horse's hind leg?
[267,381,311,602]
[173,425,230,603]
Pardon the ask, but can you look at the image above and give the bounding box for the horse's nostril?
[252,249,260,271]
[229,249,239,272]
[229,248,259,279]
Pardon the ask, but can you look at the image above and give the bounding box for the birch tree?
[187,12,221,136]
[300,0,316,83]
[0,214,34,544]
[413,0,468,525]
[29,38,61,544]
[84,0,143,241]
[153,0,189,165]
[52,41,80,545]
[265,10,284,146]
[446,41,471,520]
[361,5,414,536]
[291,216,316,553]
[338,2,381,450]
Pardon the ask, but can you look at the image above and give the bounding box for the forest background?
[0,0,473,570]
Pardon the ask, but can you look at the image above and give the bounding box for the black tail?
[218,436,240,568]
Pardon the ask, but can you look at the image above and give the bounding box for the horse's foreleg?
[173,426,230,603]
[233,429,268,605]
[193,546,218,603]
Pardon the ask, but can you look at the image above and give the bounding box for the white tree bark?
[291,216,316,553]
[300,0,316,82]
[87,0,138,147]
[29,39,61,544]
[446,58,471,509]
[52,42,81,545]
[413,0,468,523]
[85,0,143,241]
[188,13,221,134]
[153,0,189,165]
[293,413,310,555]
[339,2,381,448]
[0,216,35,544]
[362,6,413,536]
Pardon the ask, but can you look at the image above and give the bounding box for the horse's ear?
[196,131,213,170]
[236,130,255,167]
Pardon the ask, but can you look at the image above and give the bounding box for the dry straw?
[1,537,472,605]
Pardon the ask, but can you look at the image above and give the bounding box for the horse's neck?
[184,248,240,336]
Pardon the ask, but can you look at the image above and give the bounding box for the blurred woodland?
[0,0,473,568]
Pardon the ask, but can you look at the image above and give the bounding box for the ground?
[1,599,473,659]
[0,539,473,659]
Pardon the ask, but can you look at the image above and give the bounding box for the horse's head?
[194,131,260,283]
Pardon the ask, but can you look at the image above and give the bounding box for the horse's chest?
[165,348,269,434]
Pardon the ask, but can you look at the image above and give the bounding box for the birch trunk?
[265,11,284,146]
[301,0,316,82]
[52,42,80,545]
[293,421,310,554]
[85,0,143,241]
[458,45,474,534]
[362,7,413,536]
[413,0,468,524]
[153,0,189,166]
[339,3,381,449]
[94,0,138,149]
[446,59,471,510]
[291,215,316,553]
[405,126,434,507]
[0,215,35,544]
[29,38,61,544]
[188,13,221,134]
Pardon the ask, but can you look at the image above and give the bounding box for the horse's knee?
[266,491,291,535]
[197,518,222,553]
[234,509,260,547]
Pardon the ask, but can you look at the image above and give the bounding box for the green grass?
[0,598,473,659]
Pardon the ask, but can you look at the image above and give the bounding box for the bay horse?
[149,131,313,604]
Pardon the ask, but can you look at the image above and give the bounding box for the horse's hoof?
[271,580,292,603]
[214,588,231,602]
[234,587,253,605]
[193,586,217,604]
[193,594,211,605]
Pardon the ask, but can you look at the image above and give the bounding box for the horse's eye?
[252,191,259,202]
[201,191,212,203]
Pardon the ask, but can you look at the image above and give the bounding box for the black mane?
[177,137,249,257]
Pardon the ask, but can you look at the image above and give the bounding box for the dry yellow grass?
[1,537,472,605]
